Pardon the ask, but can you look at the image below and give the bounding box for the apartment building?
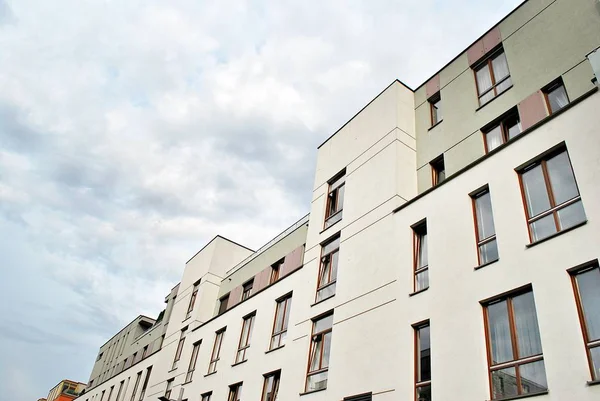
[76,0,600,401]
[44,380,86,401]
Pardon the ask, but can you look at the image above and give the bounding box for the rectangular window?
[228,383,243,401]
[115,381,124,401]
[305,313,334,392]
[430,156,445,186]
[142,345,148,359]
[129,372,142,401]
[543,79,569,114]
[261,371,280,401]
[412,221,428,292]
[414,323,431,401]
[483,110,521,153]
[242,280,254,301]
[570,263,600,380]
[164,379,173,399]
[208,328,226,374]
[472,188,498,266]
[107,386,114,401]
[139,366,151,401]
[518,148,585,242]
[100,391,105,401]
[235,313,255,363]
[324,171,345,229]
[218,294,230,315]
[201,392,212,401]
[185,341,201,383]
[186,283,199,319]
[483,288,547,400]
[270,259,283,284]
[474,48,512,106]
[429,92,442,126]
[172,328,187,370]
[316,236,340,302]
[270,294,292,350]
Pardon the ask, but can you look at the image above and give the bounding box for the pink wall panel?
[228,284,243,308]
[280,245,305,278]
[467,40,485,66]
[425,75,440,99]
[253,267,271,293]
[518,90,548,130]
[482,27,502,54]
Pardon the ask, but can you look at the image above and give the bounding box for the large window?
[543,78,569,114]
[570,263,600,381]
[518,148,585,242]
[474,48,512,106]
[218,294,230,315]
[483,288,547,399]
[414,322,431,401]
[228,383,243,401]
[270,294,292,350]
[430,156,445,186]
[324,171,345,229]
[305,313,333,392]
[241,280,253,301]
[235,313,255,363]
[429,92,442,126]
[483,110,521,153]
[107,386,114,401]
[185,341,201,382]
[138,366,151,401]
[208,328,225,374]
[316,236,340,302]
[412,221,428,292]
[270,259,283,284]
[472,188,498,266]
[186,282,199,319]
[261,371,280,401]
[115,381,124,401]
[172,328,187,370]
[129,372,142,401]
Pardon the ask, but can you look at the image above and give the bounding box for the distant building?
[46,380,86,401]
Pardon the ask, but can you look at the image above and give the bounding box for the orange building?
[45,380,86,401]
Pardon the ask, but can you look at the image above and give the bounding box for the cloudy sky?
[0,0,523,399]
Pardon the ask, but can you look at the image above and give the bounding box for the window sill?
[587,379,600,386]
[299,388,328,396]
[525,220,587,249]
[427,119,443,131]
[487,390,548,401]
[320,217,341,234]
[182,316,191,323]
[311,294,335,307]
[231,359,247,367]
[167,368,177,373]
[265,345,285,354]
[474,258,499,271]
[409,287,429,297]
[204,371,217,378]
[475,85,513,112]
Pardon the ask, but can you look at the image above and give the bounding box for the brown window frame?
[218,293,230,315]
[270,293,292,350]
[471,186,498,266]
[208,328,226,374]
[412,221,428,293]
[228,382,243,401]
[542,78,570,114]
[129,371,142,401]
[138,366,152,401]
[270,259,284,284]
[261,370,281,401]
[200,392,212,401]
[428,92,442,126]
[316,235,340,302]
[517,146,583,243]
[185,341,201,383]
[430,155,445,186]
[186,282,199,318]
[482,108,521,153]
[324,170,346,229]
[473,47,512,106]
[235,312,256,363]
[241,279,254,301]
[413,321,431,401]
[172,327,187,369]
[305,312,334,392]
[569,261,600,381]
[164,379,173,400]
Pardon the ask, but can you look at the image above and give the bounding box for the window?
[142,345,148,359]
[228,383,242,401]
[324,171,345,229]
[201,392,211,401]
[344,394,372,401]
[241,280,253,301]
[100,391,105,401]
[261,371,280,401]
[97,352,103,361]
[429,92,442,126]
[305,313,333,392]
[474,48,512,105]
[132,352,137,363]
[129,372,142,401]
[543,79,569,114]
[570,263,600,380]
[483,110,521,153]
[235,313,255,363]
[139,366,151,401]
[172,328,187,370]
[414,322,431,401]
[208,328,225,374]
[115,381,124,401]
[164,379,173,400]
[472,188,498,265]
[186,282,199,319]
[270,294,292,350]
[430,156,445,186]
[316,236,340,302]
[270,259,283,284]
[185,341,201,383]
[518,148,585,242]
[218,294,230,315]
[412,221,428,292]
[483,288,547,399]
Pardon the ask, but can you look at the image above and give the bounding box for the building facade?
[45,380,86,401]
[75,0,600,400]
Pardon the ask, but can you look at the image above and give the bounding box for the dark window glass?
[228,383,242,401]
[430,156,445,186]
[429,92,442,126]
[241,280,253,301]
[218,294,230,315]
[261,371,280,401]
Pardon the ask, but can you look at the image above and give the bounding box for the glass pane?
[337,185,345,211]
[306,371,328,392]
[279,330,287,346]
[546,151,579,205]
[529,214,557,242]
[506,115,522,140]
[547,85,569,113]
[415,270,429,292]
[270,334,280,349]
[496,76,512,94]
[521,165,551,217]
[322,237,340,255]
[480,90,495,105]
[590,346,600,380]
[476,65,493,95]
[316,282,336,302]
[487,300,513,364]
[513,291,542,358]
[319,260,331,286]
[416,384,431,401]
[557,200,586,230]
[240,320,250,347]
[485,126,504,152]
[475,191,496,240]
[576,268,600,341]
[324,210,342,228]
[282,298,291,330]
[274,302,284,332]
[322,332,332,368]
[263,376,274,401]
[520,360,548,394]
[330,251,339,281]
[418,326,431,382]
[479,239,499,265]
[418,233,428,268]
[314,315,334,333]
[432,100,442,123]
[492,52,510,81]
[309,336,322,371]
[491,367,518,400]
